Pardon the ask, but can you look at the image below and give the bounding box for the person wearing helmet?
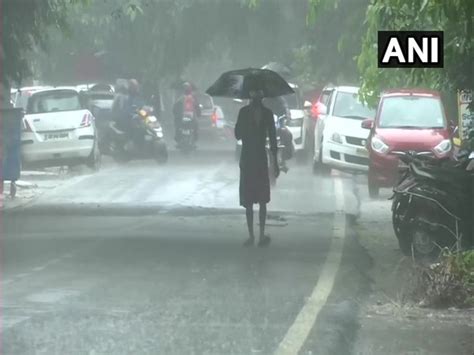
[173,82,201,144]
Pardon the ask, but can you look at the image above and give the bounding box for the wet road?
[2,134,368,354]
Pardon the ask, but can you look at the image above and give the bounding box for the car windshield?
[196,93,213,110]
[333,91,375,119]
[379,96,446,128]
[28,90,82,114]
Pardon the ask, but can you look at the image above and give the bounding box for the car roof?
[18,86,52,93]
[334,86,360,93]
[31,86,81,95]
[382,88,441,97]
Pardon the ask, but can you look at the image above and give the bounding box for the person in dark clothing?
[112,81,130,131]
[126,79,146,149]
[235,89,279,247]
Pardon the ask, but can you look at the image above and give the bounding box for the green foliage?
[1,0,88,86]
[32,0,309,90]
[358,0,474,106]
[416,250,474,308]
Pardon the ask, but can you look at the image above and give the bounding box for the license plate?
[44,132,69,141]
[356,147,368,156]
[182,130,191,135]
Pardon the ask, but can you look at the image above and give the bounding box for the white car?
[313,86,376,173]
[284,83,306,152]
[21,87,100,169]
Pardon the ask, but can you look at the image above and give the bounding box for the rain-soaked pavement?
[2,130,371,354]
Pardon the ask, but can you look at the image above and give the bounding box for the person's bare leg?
[259,203,266,238]
[258,203,271,247]
[244,205,255,246]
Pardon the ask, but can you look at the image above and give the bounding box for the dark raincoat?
[235,103,277,208]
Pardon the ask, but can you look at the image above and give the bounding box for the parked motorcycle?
[391,136,474,258]
[107,106,168,164]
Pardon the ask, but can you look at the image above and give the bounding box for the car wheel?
[312,140,331,175]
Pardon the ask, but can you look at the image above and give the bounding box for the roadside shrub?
[414,250,474,308]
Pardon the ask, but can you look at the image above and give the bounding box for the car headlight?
[371,136,389,154]
[331,132,343,144]
[433,139,452,156]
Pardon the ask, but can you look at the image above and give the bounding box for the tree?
[32,0,309,91]
[356,0,474,106]
[1,0,88,88]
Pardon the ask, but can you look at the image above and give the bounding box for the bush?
[415,250,474,308]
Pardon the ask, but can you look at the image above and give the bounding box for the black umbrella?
[206,68,294,99]
[261,62,292,79]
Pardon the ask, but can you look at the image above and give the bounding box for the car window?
[379,96,446,129]
[28,90,82,114]
[196,94,214,110]
[319,90,332,107]
[332,91,375,119]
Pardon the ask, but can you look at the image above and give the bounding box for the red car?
[362,89,454,198]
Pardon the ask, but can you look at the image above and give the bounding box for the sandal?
[258,235,271,247]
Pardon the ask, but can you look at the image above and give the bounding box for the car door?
[314,89,334,157]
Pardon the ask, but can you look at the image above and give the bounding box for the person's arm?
[235,108,244,140]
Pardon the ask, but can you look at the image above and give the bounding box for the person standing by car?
[235,89,279,247]
[112,80,130,132]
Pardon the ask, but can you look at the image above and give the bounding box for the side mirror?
[303,100,312,109]
[361,119,374,129]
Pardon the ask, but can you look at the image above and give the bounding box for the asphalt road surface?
[2,131,370,355]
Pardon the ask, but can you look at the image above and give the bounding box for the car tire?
[312,140,331,175]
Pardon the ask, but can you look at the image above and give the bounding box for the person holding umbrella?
[235,88,279,246]
[206,68,294,247]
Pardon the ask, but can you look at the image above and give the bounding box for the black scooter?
[391,137,474,258]
[107,106,168,164]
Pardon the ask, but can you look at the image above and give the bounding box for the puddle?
[26,289,79,304]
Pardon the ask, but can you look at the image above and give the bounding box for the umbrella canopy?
[261,62,292,79]
[206,68,294,99]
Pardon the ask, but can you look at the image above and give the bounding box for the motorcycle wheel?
[110,140,131,163]
[154,142,168,164]
[179,135,195,154]
[397,217,440,259]
[392,194,409,239]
